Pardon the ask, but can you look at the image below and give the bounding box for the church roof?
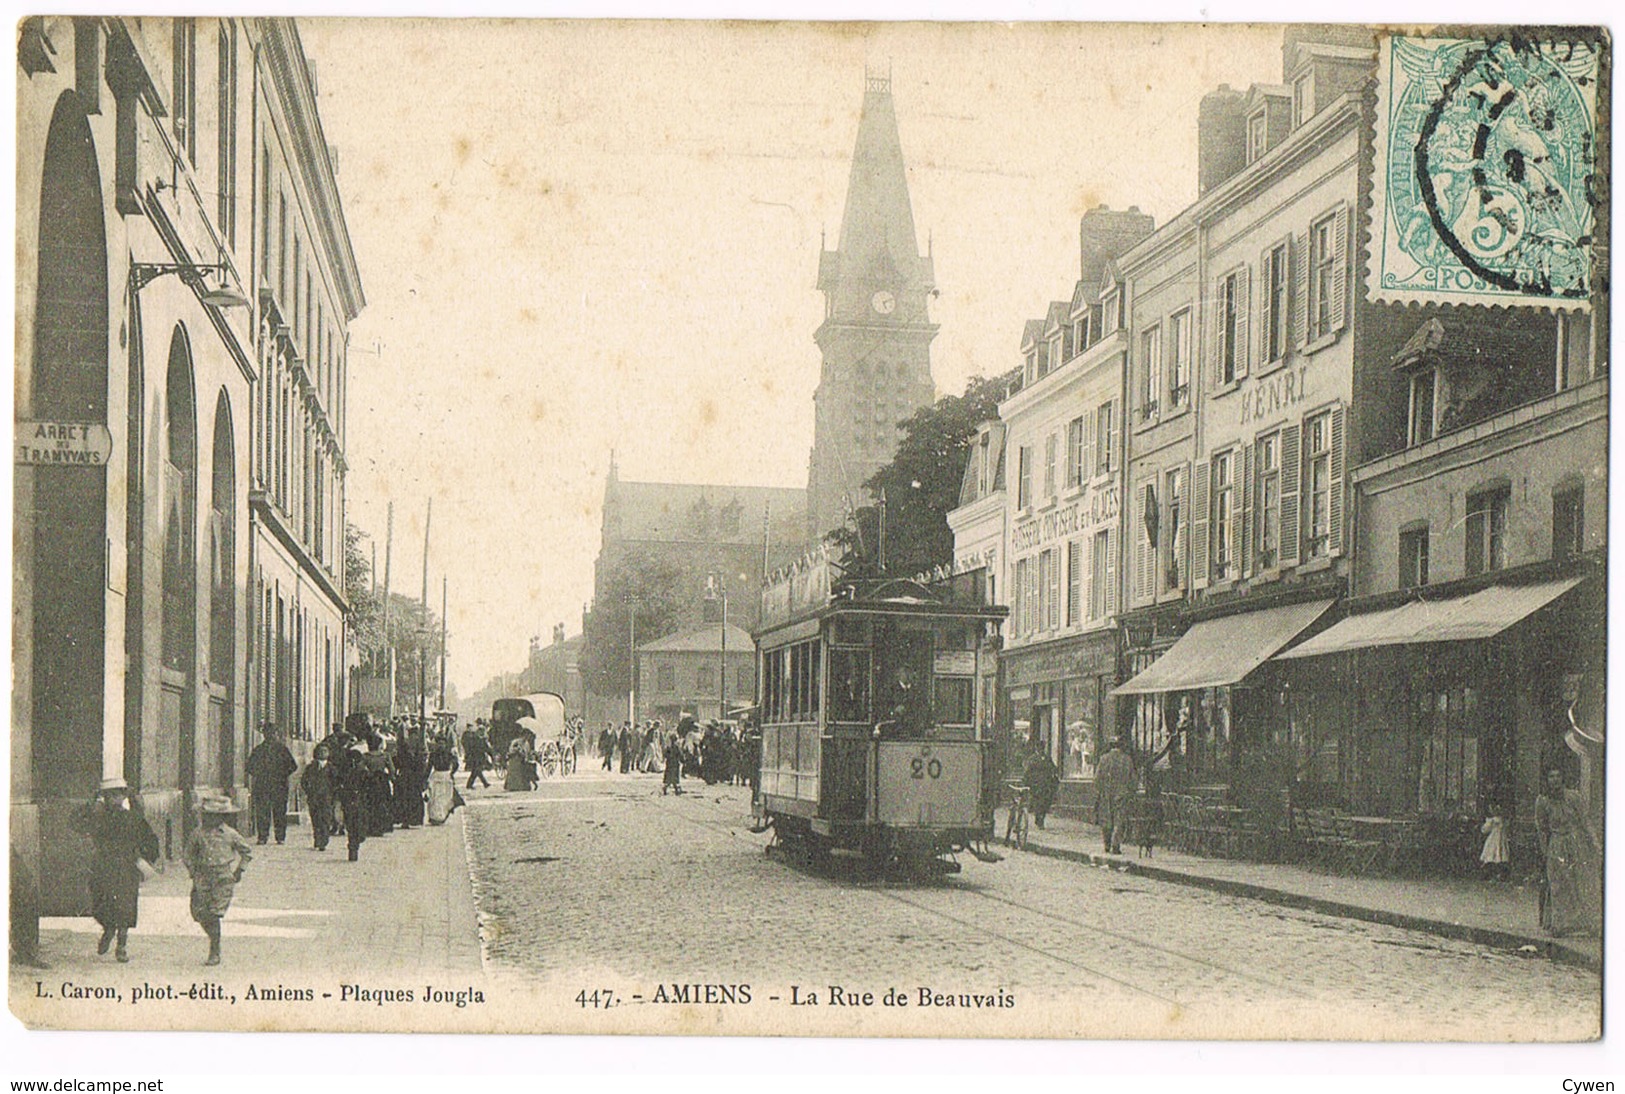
[639,623,756,654]
[606,478,808,546]
[832,76,926,285]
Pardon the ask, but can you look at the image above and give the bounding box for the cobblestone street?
[465,772,1600,1040]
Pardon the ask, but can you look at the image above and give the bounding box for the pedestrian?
[333,740,369,861]
[73,777,160,964]
[662,729,684,796]
[394,730,427,829]
[1093,737,1136,855]
[1021,738,1061,830]
[505,738,534,791]
[361,734,395,837]
[462,723,491,789]
[1479,811,1509,881]
[618,723,634,774]
[599,724,617,771]
[182,796,254,966]
[300,747,336,851]
[427,733,461,824]
[1534,768,1600,936]
[245,723,298,845]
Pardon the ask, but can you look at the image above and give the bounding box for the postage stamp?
[1370,32,1603,308]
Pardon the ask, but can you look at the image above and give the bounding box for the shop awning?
[1112,599,1335,695]
[1274,577,1583,661]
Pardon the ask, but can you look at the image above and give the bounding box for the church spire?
[833,71,921,277]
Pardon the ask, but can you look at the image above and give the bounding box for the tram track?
[643,786,1310,1008]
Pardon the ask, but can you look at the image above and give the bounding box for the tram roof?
[755,577,1006,640]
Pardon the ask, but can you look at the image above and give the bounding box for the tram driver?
[877,663,929,740]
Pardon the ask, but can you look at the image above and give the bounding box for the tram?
[754,548,1007,872]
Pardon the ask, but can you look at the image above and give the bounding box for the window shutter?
[1067,541,1081,625]
[1258,246,1274,365]
[1328,403,1347,556]
[1082,410,1095,481]
[1178,460,1192,590]
[1191,457,1211,588]
[1105,527,1119,618]
[1330,204,1350,333]
[1292,232,1310,349]
[1081,538,1095,621]
[1234,266,1251,378]
[1279,423,1302,567]
[1048,550,1061,630]
[1132,483,1147,604]
[1239,442,1254,579]
[1208,275,1225,389]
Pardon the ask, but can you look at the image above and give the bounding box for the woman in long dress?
[1535,768,1601,936]
[73,777,160,963]
[504,738,534,791]
[426,734,459,824]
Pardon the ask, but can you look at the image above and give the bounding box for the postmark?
[1371,32,1602,308]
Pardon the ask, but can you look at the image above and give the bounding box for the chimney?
[1079,205,1157,285]
[553,622,566,645]
[1198,84,1248,195]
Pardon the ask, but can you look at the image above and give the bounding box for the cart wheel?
[539,750,559,779]
[561,746,577,776]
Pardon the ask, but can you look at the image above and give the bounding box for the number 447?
[576,989,616,1008]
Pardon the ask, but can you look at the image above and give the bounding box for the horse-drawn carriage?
[490,692,577,777]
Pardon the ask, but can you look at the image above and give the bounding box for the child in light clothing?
[183,796,254,965]
[1480,814,1509,881]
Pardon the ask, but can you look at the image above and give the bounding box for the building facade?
[14,17,360,914]
[806,74,938,543]
[636,624,756,724]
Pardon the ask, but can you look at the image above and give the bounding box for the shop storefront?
[1002,629,1117,812]
[1274,573,1601,871]
[1113,598,1334,819]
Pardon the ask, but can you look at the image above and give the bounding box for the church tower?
[807,73,938,544]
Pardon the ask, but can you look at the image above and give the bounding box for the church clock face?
[870,290,897,315]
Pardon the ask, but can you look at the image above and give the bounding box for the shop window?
[1465,486,1509,576]
[1062,676,1101,780]
[1553,485,1584,560]
[1409,369,1439,445]
[1400,526,1430,589]
[1416,687,1481,817]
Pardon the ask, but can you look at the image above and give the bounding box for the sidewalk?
[997,807,1601,972]
[27,809,483,980]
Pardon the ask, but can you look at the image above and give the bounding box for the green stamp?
[1371,33,1603,308]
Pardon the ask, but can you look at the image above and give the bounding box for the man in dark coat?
[394,731,427,829]
[245,724,298,845]
[462,724,491,789]
[599,725,617,771]
[618,723,634,774]
[300,747,336,851]
[1093,737,1137,855]
[330,742,368,862]
[1022,738,1062,830]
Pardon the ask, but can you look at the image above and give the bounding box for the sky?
[299,19,1283,695]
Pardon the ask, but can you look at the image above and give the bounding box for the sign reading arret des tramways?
[16,421,115,466]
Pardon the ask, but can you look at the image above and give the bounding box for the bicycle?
[1004,783,1031,850]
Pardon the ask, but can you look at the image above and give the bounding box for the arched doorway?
[160,326,198,802]
[207,391,237,788]
[31,91,109,799]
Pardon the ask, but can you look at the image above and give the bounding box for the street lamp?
[707,572,728,722]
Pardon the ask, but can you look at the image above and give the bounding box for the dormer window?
[1292,71,1313,126]
[1247,111,1268,164]
[1103,291,1120,334]
[1074,314,1090,353]
[1024,349,1037,386]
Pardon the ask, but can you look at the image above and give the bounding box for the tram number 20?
[909,757,944,780]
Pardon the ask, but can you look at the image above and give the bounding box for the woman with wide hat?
[72,776,160,963]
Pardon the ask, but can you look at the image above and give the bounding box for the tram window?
[934,676,974,726]
[832,618,871,647]
[874,625,933,736]
[829,647,870,723]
